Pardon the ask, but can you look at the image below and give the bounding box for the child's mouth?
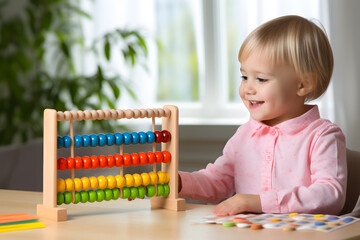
[249,100,264,106]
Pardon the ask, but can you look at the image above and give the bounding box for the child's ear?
[297,73,316,97]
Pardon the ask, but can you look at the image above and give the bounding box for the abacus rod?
[69,120,75,203]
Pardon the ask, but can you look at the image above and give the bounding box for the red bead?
[154,131,163,143]
[98,155,107,168]
[106,155,115,168]
[131,153,139,166]
[139,152,148,165]
[162,151,171,163]
[57,157,67,171]
[67,157,75,170]
[123,154,131,167]
[82,156,91,169]
[74,156,83,170]
[162,130,171,143]
[147,152,156,164]
[155,151,163,164]
[90,155,99,169]
[114,154,123,167]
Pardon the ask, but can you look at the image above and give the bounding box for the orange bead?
[106,155,115,168]
[147,152,156,165]
[98,155,107,168]
[114,154,123,167]
[67,157,75,170]
[139,152,148,165]
[162,151,171,163]
[123,154,131,167]
[155,151,163,164]
[82,156,91,169]
[131,153,139,166]
[74,156,83,170]
[91,156,99,169]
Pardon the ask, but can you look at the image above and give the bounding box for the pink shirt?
[179,105,347,214]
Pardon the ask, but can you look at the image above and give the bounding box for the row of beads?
[57,184,170,205]
[57,130,171,148]
[57,108,171,121]
[57,171,170,192]
[57,151,171,170]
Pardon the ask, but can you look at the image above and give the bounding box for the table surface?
[0,189,359,240]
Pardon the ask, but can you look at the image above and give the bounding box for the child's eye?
[257,78,268,83]
[241,76,248,81]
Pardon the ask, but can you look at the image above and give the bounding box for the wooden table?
[1,189,359,240]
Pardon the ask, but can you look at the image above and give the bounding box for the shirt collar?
[249,105,320,136]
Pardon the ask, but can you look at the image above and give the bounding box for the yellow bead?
[164,172,170,183]
[157,171,166,184]
[314,214,324,218]
[73,178,82,191]
[125,174,134,187]
[149,172,158,185]
[97,176,107,189]
[65,178,74,191]
[57,178,65,192]
[106,175,116,189]
[115,175,125,188]
[141,173,150,186]
[289,213,299,218]
[81,177,90,190]
[133,174,142,187]
[89,176,99,189]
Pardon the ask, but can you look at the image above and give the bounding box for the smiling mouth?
[249,100,264,106]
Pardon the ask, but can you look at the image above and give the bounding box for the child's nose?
[244,80,256,94]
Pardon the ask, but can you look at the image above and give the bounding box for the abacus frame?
[37,105,186,221]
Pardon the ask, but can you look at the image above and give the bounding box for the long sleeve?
[260,125,347,214]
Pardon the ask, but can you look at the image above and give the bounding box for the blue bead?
[63,135,71,148]
[114,133,123,145]
[57,136,64,148]
[98,134,106,147]
[328,217,339,221]
[74,135,83,147]
[146,131,155,143]
[138,132,147,144]
[341,217,354,223]
[314,222,326,226]
[106,133,115,146]
[82,135,90,147]
[131,132,139,144]
[123,132,131,145]
[90,134,98,147]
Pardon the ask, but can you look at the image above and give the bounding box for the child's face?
[239,50,306,126]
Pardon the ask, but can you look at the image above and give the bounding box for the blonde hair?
[238,15,333,101]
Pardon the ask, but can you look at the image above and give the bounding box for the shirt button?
[270,129,277,135]
[266,155,271,160]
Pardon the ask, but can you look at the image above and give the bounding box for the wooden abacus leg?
[37,109,67,221]
[150,105,186,211]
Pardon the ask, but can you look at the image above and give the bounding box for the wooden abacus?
[37,105,186,221]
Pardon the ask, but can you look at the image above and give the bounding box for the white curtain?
[328,0,360,150]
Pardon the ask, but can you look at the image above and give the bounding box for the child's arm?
[213,194,262,215]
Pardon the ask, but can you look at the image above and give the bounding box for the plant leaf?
[104,39,111,61]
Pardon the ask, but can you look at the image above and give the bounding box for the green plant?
[0,0,148,145]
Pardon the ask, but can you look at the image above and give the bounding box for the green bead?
[146,185,156,198]
[122,187,130,199]
[57,192,64,205]
[104,189,113,201]
[137,186,146,199]
[222,222,235,227]
[96,189,105,202]
[80,191,89,203]
[112,188,120,200]
[74,192,81,204]
[88,190,97,203]
[163,184,170,197]
[156,184,164,196]
[130,187,138,200]
[64,191,72,204]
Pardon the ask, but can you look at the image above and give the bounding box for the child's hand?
[213,194,262,216]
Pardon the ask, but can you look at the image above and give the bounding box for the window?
[84,0,333,125]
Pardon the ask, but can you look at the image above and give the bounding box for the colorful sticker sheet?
[195,213,359,232]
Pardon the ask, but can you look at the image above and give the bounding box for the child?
[178,15,347,216]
